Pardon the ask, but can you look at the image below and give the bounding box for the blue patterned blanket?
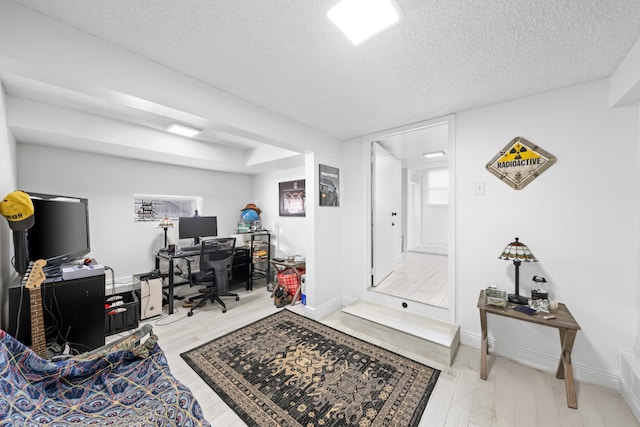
[0,329,210,426]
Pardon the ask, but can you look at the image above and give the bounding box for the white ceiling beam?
[0,1,341,158]
[610,36,640,106]
[6,97,248,172]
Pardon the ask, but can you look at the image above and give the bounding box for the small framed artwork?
[134,194,200,221]
[319,164,339,207]
[279,180,306,216]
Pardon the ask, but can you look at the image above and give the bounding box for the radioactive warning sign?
[486,137,556,190]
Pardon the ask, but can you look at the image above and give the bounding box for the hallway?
[371,251,448,308]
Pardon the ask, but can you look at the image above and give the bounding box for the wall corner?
[620,350,640,423]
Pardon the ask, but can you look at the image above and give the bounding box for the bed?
[0,324,210,426]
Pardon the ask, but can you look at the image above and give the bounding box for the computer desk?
[155,247,249,315]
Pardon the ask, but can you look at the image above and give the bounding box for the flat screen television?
[25,193,91,271]
[178,216,217,244]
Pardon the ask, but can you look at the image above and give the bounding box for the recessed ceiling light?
[328,0,401,45]
[423,150,446,159]
[166,122,201,138]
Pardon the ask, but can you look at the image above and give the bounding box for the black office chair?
[185,237,238,316]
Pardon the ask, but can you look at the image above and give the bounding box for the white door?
[372,142,401,286]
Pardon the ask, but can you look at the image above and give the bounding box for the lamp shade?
[499,237,537,304]
[157,216,174,229]
[158,216,174,249]
[498,237,537,262]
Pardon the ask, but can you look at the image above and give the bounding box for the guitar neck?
[28,287,47,358]
[23,259,48,359]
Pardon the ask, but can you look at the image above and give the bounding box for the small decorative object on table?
[484,286,508,307]
[528,298,550,313]
[530,275,548,300]
[238,203,261,232]
[240,203,261,223]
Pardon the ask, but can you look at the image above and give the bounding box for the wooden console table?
[477,290,581,408]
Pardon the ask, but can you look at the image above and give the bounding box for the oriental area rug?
[181,309,440,427]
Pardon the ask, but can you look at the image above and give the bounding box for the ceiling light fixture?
[423,150,446,159]
[166,122,202,138]
[328,0,401,45]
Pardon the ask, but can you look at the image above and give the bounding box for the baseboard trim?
[303,295,343,321]
[461,330,619,390]
[411,244,448,255]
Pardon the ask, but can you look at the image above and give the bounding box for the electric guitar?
[23,259,47,358]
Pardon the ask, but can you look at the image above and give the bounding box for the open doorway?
[366,116,455,321]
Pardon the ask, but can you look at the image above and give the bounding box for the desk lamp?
[157,216,174,248]
[499,237,537,304]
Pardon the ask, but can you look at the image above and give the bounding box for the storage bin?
[105,291,140,336]
[277,268,305,301]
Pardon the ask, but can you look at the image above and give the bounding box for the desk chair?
[185,237,238,316]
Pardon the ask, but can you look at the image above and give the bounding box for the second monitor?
[178,216,217,245]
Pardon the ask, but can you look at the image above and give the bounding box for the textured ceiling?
[8,0,640,142]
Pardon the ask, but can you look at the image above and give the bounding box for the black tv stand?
[8,273,105,353]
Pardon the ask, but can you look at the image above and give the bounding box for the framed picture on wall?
[279,180,306,216]
[319,164,339,207]
[133,194,200,221]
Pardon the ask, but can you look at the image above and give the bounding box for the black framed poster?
[319,164,339,207]
[279,180,306,216]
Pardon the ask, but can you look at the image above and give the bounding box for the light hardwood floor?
[128,284,638,427]
[372,251,449,308]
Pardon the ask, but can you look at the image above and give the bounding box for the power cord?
[153,304,197,326]
[140,279,153,319]
[104,266,116,296]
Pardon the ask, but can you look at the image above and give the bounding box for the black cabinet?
[229,247,250,290]
[8,274,105,353]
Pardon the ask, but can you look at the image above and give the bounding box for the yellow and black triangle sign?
[486,137,556,190]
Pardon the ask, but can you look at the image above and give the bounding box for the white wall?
[420,168,449,253]
[619,105,640,421]
[455,78,638,388]
[342,78,639,388]
[406,170,422,251]
[251,167,307,259]
[17,144,252,283]
[0,83,20,329]
[340,138,367,305]
[303,152,344,319]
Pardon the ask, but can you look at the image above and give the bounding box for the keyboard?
[43,264,62,278]
[180,245,200,253]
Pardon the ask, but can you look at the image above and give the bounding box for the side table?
[477,290,581,408]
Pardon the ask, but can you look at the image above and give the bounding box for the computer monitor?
[24,193,91,273]
[178,216,217,244]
